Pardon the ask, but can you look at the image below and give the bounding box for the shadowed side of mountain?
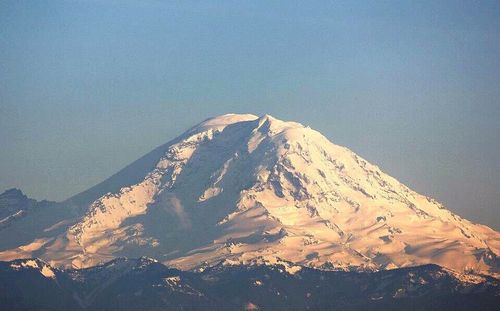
[65,140,176,207]
[65,114,259,207]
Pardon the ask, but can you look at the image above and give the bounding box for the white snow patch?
[10,260,56,279]
[40,265,56,279]
[22,260,39,269]
[164,276,181,286]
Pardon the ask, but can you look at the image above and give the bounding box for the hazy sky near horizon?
[1,1,499,229]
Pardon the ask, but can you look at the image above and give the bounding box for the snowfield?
[0,114,498,277]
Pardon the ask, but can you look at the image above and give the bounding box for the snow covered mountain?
[0,114,498,277]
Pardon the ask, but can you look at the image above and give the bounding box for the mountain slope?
[1,258,499,311]
[0,114,498,276]
[0,189,54,229]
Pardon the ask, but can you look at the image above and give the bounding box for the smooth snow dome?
[0,114,498,278]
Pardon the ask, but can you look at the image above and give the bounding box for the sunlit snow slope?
[0,114,498,276]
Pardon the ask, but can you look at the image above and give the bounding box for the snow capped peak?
[0,114,499,278]
[187,113,304,138]
[256,114,278,126]
[187,113,259,135]
[255,114,305,135]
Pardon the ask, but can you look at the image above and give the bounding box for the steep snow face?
[0,114,499,276]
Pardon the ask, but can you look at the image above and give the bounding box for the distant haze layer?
[0,1,499,229]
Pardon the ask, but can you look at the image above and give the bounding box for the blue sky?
[1,0,499,228]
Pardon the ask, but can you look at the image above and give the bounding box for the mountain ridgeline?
[1,257,499,311]
[0,114,499,278]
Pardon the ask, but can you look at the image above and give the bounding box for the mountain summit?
[0,114,498,276]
